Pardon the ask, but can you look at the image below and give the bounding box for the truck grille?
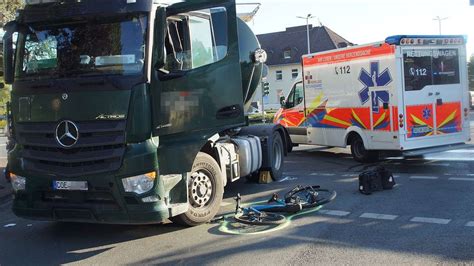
[16,120,126,177]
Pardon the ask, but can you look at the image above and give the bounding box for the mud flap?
[165,173,190,217]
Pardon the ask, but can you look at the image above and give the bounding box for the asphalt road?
[0,112,473,265]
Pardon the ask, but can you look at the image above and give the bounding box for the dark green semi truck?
[2,0,291,226]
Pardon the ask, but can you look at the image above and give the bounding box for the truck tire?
[350,135,379,163]
[171,152,224,226]
[270,132,285,181]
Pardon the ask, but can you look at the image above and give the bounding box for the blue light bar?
[385,35,467,45]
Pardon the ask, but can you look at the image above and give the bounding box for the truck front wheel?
[350,135,379,163]
[171,152,224,226]
[270,132,285,181]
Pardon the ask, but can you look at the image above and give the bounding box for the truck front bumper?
[10,139,189,224]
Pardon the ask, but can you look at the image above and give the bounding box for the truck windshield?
[14,14,148,80]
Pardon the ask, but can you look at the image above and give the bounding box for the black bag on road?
[358,166,395,195]
[376,166,396,190]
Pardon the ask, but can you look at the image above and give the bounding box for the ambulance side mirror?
[280,96,286,108]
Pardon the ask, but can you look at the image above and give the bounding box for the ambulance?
[274,35,471,162]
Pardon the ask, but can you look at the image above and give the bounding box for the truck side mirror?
[3,22,17,85]
[153,7,167,72]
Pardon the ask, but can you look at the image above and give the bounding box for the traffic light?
[262,82,270,96]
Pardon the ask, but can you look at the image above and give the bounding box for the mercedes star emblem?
[55,120,79,148]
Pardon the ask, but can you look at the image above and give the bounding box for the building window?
[292,69,298,79]
[276,70,283,80]
[283,49,291,59]
[277,89,284,103]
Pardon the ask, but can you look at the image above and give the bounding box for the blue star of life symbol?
[358,62,393,113]
[423,107,432,120]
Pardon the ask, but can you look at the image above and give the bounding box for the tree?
[0,1,24,127]
[0,0,24,26]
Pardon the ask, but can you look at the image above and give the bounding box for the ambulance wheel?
[270,132,285,181]
[350,135,379,163]
[170,152,224,227]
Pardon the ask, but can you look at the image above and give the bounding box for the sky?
[236,0,474,60]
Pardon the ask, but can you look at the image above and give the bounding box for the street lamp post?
[297,14,315,54]
[433,16,448,35]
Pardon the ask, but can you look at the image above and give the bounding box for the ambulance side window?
[286,82,304,108]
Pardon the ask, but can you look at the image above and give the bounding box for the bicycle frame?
[235,193,302,215]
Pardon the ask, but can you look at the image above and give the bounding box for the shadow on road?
[0,220,189,264]
[132,217,474,264]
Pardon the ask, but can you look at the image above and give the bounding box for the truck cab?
[3,0,289,225]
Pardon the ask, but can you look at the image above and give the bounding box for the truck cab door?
[151,1,245,137]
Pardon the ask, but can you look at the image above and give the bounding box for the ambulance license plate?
[53,181,88,191]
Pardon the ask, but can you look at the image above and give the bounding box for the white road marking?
[423,156,474,162]
[410,217,451,225]
[277,176,298,182]
[449,177,474,182]
[410,176,439,180]
[3,223,16,228]
[360,213,398,221]
[445,149,474,153]
[220,202,232,207]
[318,209,351,217]
[341,174,357,177]
[465,221,474,227]
[310,173,335,176]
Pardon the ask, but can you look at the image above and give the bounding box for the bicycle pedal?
[267,193,279,203]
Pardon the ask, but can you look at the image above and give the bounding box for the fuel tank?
[237,18,264,111]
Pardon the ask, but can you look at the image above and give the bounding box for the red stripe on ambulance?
[303,43,396,67]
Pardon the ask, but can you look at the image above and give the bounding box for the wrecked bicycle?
[233,185,337,225]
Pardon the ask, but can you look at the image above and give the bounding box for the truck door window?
[286,82,304,108]
[403,49,460,91]
[164,7,227,72]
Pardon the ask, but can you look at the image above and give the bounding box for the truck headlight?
[10,173,26,192]
[122,172,157,195]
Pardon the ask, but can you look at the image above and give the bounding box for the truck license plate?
[53,181,88,191]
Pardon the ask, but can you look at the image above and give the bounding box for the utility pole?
[297,14,315,54]
[433,16,448,35]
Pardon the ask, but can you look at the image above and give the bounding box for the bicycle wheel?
[285,186,337,209]
[234,211,286,226]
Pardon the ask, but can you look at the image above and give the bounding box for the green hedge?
[248,112,276,124]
